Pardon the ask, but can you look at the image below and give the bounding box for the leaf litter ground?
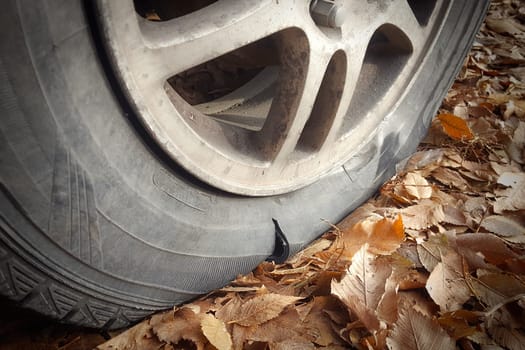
[2,1,525,349]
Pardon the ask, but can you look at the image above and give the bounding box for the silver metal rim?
[96,0,446,196]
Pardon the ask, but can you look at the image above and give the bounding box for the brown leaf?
[481,215,525,237]
[246,308,312,345]
[493,173,525,213]
[404,172,433,200]
[472,270,525,308]
[367,214,405,255]
[308,298,347,347]
[456,232,518,266]
[376,256,415,325]
[331,246,392,331]
[438,310,481,340]
[397,291,439,319]
[438,113,474,141]
[151,307,207,349]
[286,238,332,267]
[398,201,445,230]
[442,204,468,226]
[386,308,455,350]
[338,215,405,258]
[485,17,525,38]
[201,313,232,350]
[269,338,317,350]
[417,235,451,273]
[431,167,470,191]
[488,325,525,350]
[426,251,471,312]
[96,322,162,350]
[507,121,525,164]
[228,294,301,327]
[403,149,445,172]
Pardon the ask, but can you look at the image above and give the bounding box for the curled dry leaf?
[438,310,482,340]
[367,214,405,255]
[375,255,421,325]
[386,308,455,350]
[397,291,438,319]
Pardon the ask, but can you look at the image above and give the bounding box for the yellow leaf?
[201,314,232,350]
[437,113,474,140]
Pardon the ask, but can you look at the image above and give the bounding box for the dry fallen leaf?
[426,250,472,312]
[337,214,405,258]
[201,313,232,350]
[431,167,470,191]
[481,215,525,237]
[398,201,445,230]
[437,113,475,141]
[227,294,301,327]
[151,307,207,349]
[456,232,518,267]
[404,172,433,200]
[387,308,455,350]
[331,245,391,331]
[96,322,162,350]
[494,173,525,213]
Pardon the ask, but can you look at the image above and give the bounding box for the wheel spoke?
[340,0,426,54]
[255,36,334,163]
[319,40,371,150]
[385,0,428,52]
[137,0,300,84]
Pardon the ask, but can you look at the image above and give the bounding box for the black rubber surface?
[0,0,488,328]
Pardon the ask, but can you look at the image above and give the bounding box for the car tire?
[0,0,488,329]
